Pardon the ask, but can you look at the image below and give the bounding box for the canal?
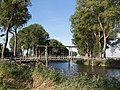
[48,61,120,81]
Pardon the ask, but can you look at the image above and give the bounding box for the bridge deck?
[0,56,120,62]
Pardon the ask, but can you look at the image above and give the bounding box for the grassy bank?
[0,61,120,90]
[76,59,120,68]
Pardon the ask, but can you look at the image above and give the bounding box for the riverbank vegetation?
[76,59,120,68]
[0,62,120,90]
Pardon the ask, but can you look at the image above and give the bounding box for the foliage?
[56,75,120,90]
[0,62,64,89]
[33,63,64,84]
[9,25,69,57]
[0,62,33,89]
[48,39,69,56]
[0,0,31,58]
[93,37,101,57]
[0,0,31,28]
[70,51,77,56]
[9,24,49,56]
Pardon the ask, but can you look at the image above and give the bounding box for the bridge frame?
[36,45,77,67]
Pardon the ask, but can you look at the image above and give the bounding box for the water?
[48,61,120,80]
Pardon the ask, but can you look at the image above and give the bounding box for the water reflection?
[76,65,106,76]
[106,69,120,80]
[48,61,120,80]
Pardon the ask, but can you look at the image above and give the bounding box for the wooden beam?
[37,45,77,48]
[45,46,48,67]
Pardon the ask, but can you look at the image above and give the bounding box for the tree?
[48,39,68,56]
[70,51,77,56]
[70,1,100,58]
[12,1,31,57]
[0,0,31,58]
[10,24,49,56]
[70,0,120,58]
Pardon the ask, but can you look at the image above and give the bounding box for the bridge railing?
[1,56,120,62]
[8,55,80,61]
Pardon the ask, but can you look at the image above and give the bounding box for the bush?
[56,75,120,90]
[0,62,33,89]
[32,63,64,83]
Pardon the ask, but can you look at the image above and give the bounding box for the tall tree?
[70,0,120,58]
[12,4,31,57]
[0,0,31,58]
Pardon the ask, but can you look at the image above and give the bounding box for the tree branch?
[97,16,104,31]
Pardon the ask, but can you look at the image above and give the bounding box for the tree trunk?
[103,32,107,58]
[26,48,29,57]
[98,32,101,58]
[32,46,35,56]
[14,29,17,57]
[1,28,9,59]
[85,43,89,59]
[97,17,106,58]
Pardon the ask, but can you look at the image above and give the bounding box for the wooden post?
[45,46,48,67]
[68,47,71,61]
[71,47,73,60]
[39,47,41,59]
[36,47,37,58]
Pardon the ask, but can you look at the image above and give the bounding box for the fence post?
[68,47,71,61]
[45,46,48,67]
